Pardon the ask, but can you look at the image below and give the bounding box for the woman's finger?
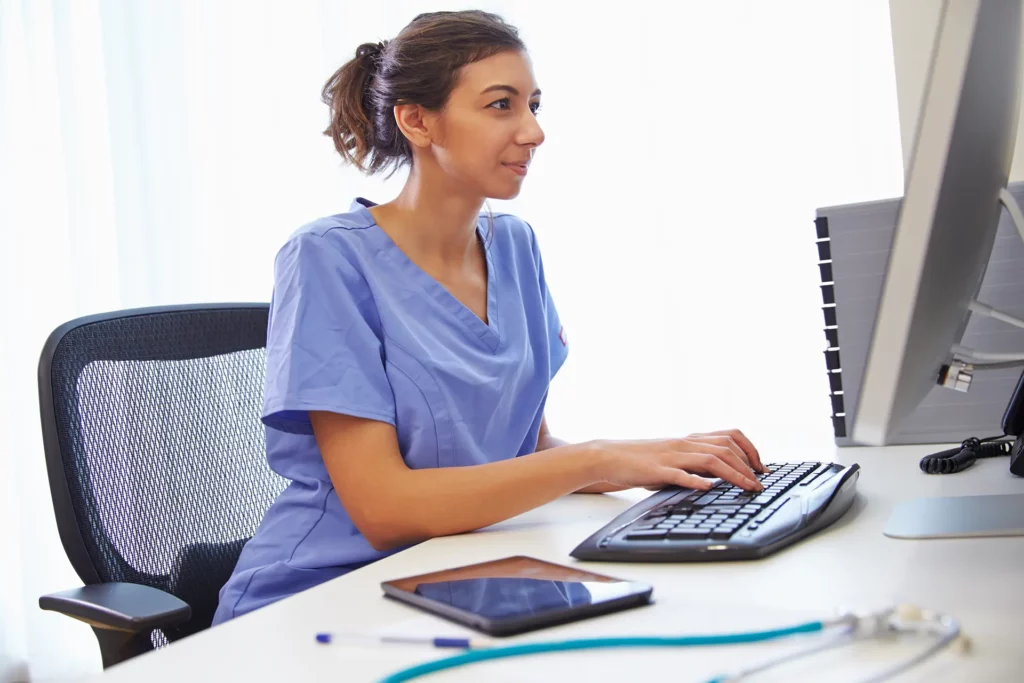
[688,435,753,471]
[680,440,758,485]
[661,467,714,491]
[677,450,762,491]
[708,429,766,472]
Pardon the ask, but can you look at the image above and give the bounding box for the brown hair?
[321,10,526,177]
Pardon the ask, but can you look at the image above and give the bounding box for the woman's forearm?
[374,442,605,550]
[537,432,630,494]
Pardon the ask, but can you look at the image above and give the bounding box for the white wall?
[889,0,1024,179]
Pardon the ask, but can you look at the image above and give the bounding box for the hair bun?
[356,40,388,69]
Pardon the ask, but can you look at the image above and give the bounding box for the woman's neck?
[371,165,485,272]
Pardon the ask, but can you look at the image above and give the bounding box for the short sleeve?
[528,225,569,380]
[261,232,395,435]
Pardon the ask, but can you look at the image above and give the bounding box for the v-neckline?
[362,205,501,353]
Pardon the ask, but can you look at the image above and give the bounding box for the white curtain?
[0,1,903,679]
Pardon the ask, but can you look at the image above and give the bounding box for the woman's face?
[428,50,545,200]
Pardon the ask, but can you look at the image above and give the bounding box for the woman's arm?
[311,411,604,552]
[535,416,630,494]
[311,411,763,553]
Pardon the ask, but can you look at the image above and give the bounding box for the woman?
[213,9,766,626]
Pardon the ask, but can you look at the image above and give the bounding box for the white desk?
[86,444,1024,682]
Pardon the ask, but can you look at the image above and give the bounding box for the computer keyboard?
[570,461,860,562]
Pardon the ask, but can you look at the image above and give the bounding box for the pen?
[315,633,493,649]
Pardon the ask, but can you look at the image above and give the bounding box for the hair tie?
[358,40,388,71]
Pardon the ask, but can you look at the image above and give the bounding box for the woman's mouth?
[502,162,528,177]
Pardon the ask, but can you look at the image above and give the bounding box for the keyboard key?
[695,493,721,506]
[625,530,667,540]
[752,494,775,505]
[799,470,829,487]
[755,498,791,523]
[710,529,736,540]
[668,529,711,540]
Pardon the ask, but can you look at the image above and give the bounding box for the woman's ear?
[394,104,439,149]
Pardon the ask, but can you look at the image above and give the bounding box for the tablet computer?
[380,555,653,636]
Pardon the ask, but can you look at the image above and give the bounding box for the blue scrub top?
[213,198,568,624]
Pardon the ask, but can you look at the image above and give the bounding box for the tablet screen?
[383,556,650,622]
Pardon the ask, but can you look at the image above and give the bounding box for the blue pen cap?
[315,633,332,644]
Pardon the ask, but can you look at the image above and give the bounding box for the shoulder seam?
[308,223,376,238]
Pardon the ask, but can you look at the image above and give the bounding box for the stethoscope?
[377,604,965,683]
[709,604,965,683]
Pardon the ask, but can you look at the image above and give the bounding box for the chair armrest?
[40,582,191,632]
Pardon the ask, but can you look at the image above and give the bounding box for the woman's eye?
[487,98,542,115]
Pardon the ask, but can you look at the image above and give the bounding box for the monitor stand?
[884,493,1024,538]
[884,187,1024,540]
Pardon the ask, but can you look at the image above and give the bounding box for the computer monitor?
[852,0,1024,447]
[850,0,1024,540]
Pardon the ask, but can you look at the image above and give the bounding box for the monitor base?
[884,493,1024,538]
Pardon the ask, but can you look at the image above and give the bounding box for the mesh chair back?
[38,305,287,641]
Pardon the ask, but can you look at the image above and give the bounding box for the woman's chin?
[488,183,524,201]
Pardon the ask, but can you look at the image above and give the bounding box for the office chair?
[36,304,287,668]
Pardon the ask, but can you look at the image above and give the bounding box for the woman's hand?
[592,429,767,492]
